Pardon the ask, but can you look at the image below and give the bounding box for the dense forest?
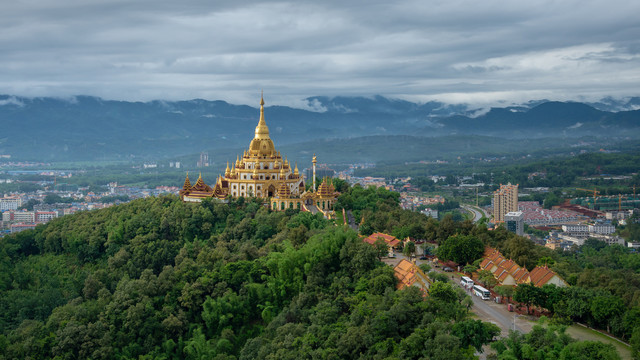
[356,151,640,189]
[0,184,635,359]
[0,192,498,359]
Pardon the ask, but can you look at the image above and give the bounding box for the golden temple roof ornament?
[183,172,191,190]
[178,91,338,215]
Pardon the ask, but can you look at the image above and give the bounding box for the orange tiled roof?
[394,259,418,289]
[529,265,563,287]
[479,258,492,269]
[481,248,532,285]
[363,232,400,247]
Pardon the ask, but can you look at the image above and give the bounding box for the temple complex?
[179,94,338,216]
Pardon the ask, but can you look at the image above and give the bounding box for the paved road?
[462,205,484,223]
[383,253,532,336]
[461,281,531,335]
[346,210,359,231]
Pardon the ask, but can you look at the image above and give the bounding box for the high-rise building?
[494,183,518,223]
[505,211,524,236]
[197,152,209,167]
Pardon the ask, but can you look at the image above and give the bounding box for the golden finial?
[294,162,299,176]
[260,90,264,106]
[255,91,269,140]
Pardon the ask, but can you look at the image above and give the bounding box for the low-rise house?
[529,265,568,287]
[480,248,568,288]
[393,259,431,295]
[363,232,402,249]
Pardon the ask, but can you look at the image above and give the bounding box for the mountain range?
[0,94,639,162]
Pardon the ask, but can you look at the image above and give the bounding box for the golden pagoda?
[179,93,338,214]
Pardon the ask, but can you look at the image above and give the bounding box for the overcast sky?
[1,0,639,108]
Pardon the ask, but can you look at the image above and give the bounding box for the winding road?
[462,204,486,223]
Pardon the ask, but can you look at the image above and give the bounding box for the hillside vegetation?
[0,194,500,359]
[1,185,637,358]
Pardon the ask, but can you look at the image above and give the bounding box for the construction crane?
[619,194,623,211]
[576,188,601,207]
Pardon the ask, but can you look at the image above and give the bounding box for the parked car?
[443,267,454,272]
[419,256,428,260]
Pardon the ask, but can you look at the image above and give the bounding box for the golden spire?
[235,155,240,168]
[254,92,270,140]
[182,172,192,190]
[231,164,236,177]
[225,162,230,177]
[312,153,317,165]
[294,162,299,176]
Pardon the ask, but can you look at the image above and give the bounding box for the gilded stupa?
[179,93,338,214]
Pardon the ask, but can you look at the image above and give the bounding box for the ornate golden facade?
[179,94,338,215]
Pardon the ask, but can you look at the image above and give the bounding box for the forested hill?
[0,187,631,358]
[1,94,640,161]
[0,193,499,359]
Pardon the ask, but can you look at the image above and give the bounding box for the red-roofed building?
[363,232,401,248]
[529,265,568,287]
[480,248,567,288]
[393,259,431,295]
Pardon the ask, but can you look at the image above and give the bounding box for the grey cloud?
[0,0,638,107]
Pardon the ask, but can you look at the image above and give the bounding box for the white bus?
[473,285,491,300]
[460,276,474,288]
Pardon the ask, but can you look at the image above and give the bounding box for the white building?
[589,222,616,235]
[562,224,590,238]
[2,210,57,224]
[35,211,57,223]
[0,197,22,211]
[590,234,625,246]
[421,209,438,219]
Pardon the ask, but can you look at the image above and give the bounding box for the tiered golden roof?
[182,172,191,191]
[179,92,338,214]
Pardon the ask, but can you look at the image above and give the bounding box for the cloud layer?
[1,0,639,107]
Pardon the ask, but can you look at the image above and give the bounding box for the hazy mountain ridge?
[0,94,639,161]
